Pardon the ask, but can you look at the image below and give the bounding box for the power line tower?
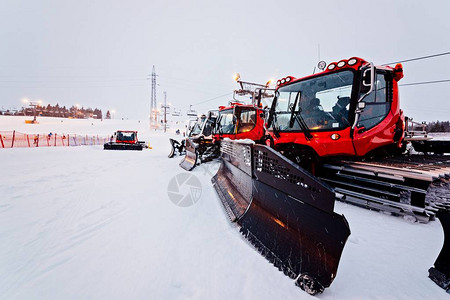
[150,65,157,127]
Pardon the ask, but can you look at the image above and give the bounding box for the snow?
[1,117,449,299]
[429,132,450,141]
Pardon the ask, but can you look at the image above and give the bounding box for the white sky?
[1,0,450,121]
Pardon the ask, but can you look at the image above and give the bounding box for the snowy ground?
[0,117,449,299]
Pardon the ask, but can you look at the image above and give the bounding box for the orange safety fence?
[0,131,109,148]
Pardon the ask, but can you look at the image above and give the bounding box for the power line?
[0,84,148,89]
[383,51,450,65]
[183,92,233,108]
[399,79,450,87]
[188,78,450,110]
[0,78,147,83]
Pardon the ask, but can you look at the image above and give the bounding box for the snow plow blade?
[179,138,198,171]
[429,209,450,293]
[168,138,185,158]
[212,140,350,295]
[103,142,143,150]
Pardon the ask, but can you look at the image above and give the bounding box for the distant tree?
[6,102,104,120]
[106,110,111,119]
[427,120,450,132]
[93,108,102,119]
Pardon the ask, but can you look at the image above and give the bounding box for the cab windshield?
[272,70,354,131]
[118,132,136,141]
[191,118,206,136]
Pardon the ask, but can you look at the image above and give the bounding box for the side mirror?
[362,68,372,87]
[357,62,375,103]
[254,89,261,104]
[352,101,367,130]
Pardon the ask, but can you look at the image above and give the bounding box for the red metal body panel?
[213,104,265,142]
[269,57,404,158]
[272,127,355,157]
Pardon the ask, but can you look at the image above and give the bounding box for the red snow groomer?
[104,130,144,150]
[179,76,274,171]
[212,58,450,294]
[213,74,272,144]
[213,101,266,142]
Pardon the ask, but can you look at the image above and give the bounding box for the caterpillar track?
[319,155,450,223]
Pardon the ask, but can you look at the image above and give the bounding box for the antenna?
[318,44,321,61]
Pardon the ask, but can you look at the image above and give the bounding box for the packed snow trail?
[0,118,449,299]
[0,142,305,299]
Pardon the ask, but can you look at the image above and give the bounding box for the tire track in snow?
[0,149,130,298]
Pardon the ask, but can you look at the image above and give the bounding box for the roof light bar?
[337,61,346,68]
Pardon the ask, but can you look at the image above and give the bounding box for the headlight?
[337,61,346,68]
[328,63,336,70]
[348,58,357,66]
[331,133,340,140]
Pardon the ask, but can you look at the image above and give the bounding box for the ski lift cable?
[180,92,233,109]
[382,51,450,66]
[0,84,149,89]
[399,79,450,87]
[184,79,450,109]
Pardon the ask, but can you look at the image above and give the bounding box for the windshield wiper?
[267,95,281,138]
[272,113,281,138]
[288,92,313,140]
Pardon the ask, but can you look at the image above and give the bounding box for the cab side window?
[203,120,213,136]
[358,73,391,129]
[237,109,257,133]
[219,111,235,134]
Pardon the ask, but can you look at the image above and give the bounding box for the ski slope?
[0,116,448,299]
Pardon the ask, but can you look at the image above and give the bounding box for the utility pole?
[150,65,157,127]
[161,91,170,133]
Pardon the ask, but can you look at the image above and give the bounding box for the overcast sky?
[1,0,450,121]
